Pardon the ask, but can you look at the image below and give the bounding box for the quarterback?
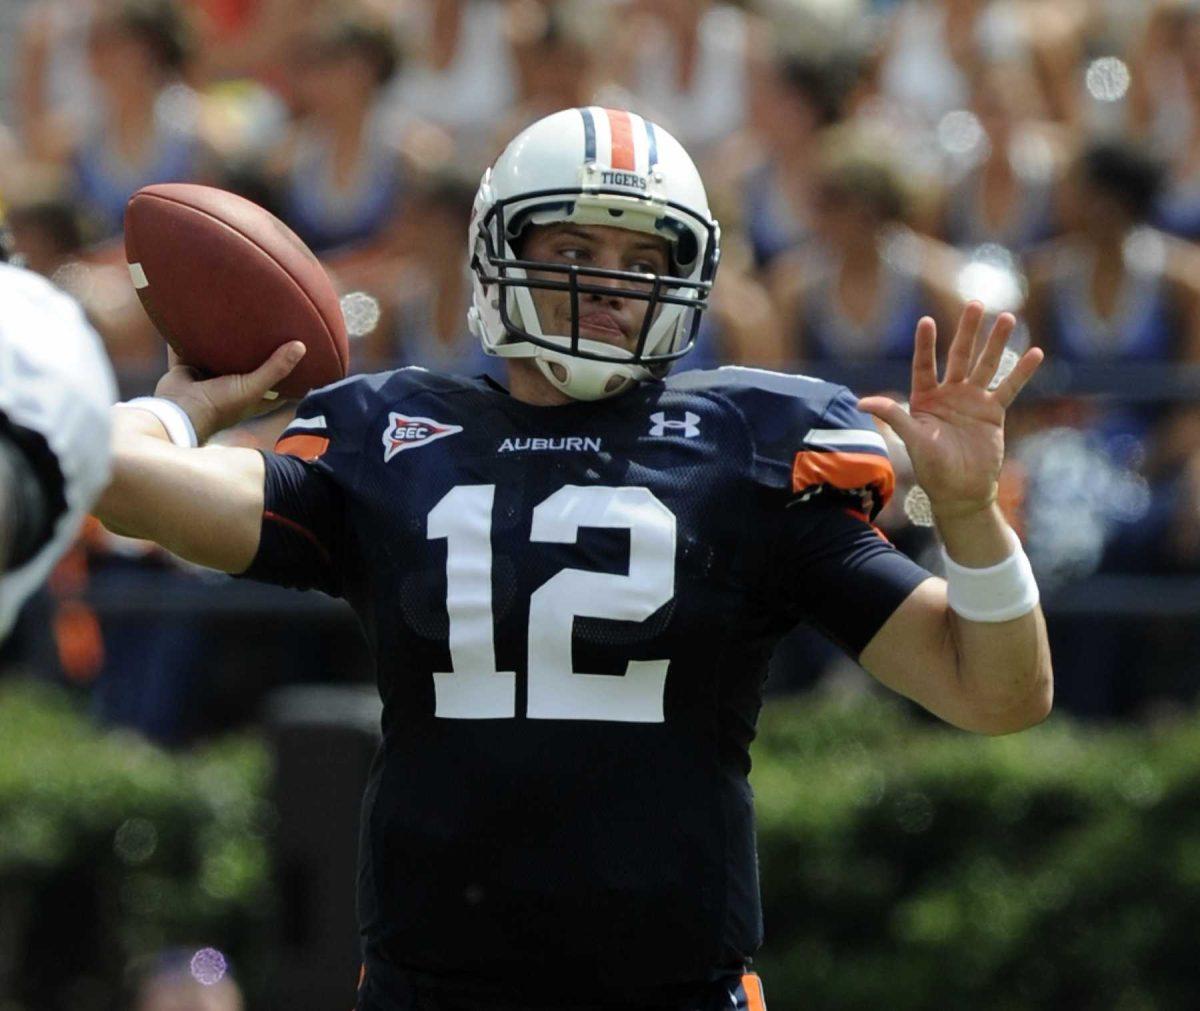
[96,108,1052,1010]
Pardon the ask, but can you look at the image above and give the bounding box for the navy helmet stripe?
[645,120,659,168]
[580,107,597,162]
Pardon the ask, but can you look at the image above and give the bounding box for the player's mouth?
[576,311,632,348]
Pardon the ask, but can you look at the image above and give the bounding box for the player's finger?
[944,301,984,384]
[992,347,1044,409]
[244,341,306,401]
[857,395,920,444]
[911,316,938,395]
[968,312,1017,388]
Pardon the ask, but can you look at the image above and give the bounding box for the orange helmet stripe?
[605,108,636,171]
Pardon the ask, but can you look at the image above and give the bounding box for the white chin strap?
[532,343,648,401]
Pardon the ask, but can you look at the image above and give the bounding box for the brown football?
[124,183,348,399]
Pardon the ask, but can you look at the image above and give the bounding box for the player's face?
[520,224,671,353]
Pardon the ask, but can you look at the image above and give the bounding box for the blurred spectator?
[941,58,1066,252]
[263,5,406,256]
[773,123,963,363]
[738,50,864,270]
[877,0,1090,129]
[610,0,754,156]
[14,0,102,155]
[503,0,615,132]
[0,165,85,278]
[876,0,985,126]
[356,172,497,377]
[18,0,220,242]
[1026,140,1200,365]
[385,0,518,156]
[1130,2,1200,242]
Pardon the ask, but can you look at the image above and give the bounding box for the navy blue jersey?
[241,366,930,999]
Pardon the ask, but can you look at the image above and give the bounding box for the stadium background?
[3,0,1200,1008]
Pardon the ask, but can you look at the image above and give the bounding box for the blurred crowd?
[4,0,1200,731]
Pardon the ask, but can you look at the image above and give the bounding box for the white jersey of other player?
[0,264,116,637]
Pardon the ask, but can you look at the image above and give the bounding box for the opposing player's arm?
[95,342,307,574]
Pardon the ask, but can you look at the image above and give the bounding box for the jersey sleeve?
[763,501,931,657]
[788,385,896,520]
[673,366,896,518]
[671,367,929,654]
[741,373,925,652]
[236,378,369,597]
[238,451,346,596]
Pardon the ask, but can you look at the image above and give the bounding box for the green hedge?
[0,680,271,1010]
[3,679,1200,1010]
[752,695,1200,1011]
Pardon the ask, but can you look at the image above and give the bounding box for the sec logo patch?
[382,413,463,461]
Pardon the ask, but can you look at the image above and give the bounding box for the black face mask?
[472,188,720,368]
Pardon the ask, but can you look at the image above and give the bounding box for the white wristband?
[941,532,1040,623]
[122,397,199,448]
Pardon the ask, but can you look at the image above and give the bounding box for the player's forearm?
[95,407,264,572]
[937,505,1053,734]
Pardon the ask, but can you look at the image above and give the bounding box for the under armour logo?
[648,411,700,438]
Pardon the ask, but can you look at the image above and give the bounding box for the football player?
[0,229,116,639]
[95,108,1052,1010]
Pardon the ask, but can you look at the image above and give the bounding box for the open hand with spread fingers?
[857,301,1044,523]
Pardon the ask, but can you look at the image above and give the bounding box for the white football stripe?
[804,428,888,452]
[630,111,650,175]
[285,414,328,432]
[591,105,612,167]
[128,262,149,289]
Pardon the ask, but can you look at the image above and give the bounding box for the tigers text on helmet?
[468,107,721,401]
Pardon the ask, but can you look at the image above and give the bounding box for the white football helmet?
[468,107,720,400]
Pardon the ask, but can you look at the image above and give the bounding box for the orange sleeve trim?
[742,973,768,1011]
[275,434,330,461]
[792,450,896,505]
[605,108,636,170]
[263,509,332,568]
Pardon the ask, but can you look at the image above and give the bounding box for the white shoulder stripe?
[285,414,328,432]
[804,428,888,452]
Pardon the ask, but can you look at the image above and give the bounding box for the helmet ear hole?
[674,231,699,270]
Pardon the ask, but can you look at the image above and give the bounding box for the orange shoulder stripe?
[792,450,895,504]
[275,434,330,461]
[742,972,768,1011]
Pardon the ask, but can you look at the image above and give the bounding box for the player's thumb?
[245,341,306,401]
[857,396,917,443]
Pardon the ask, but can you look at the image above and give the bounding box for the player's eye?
[556,246,591,263]
[628,259,661,274]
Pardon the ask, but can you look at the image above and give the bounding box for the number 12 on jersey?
[427,484,677,723]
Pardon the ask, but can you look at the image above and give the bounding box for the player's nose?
[584,268,627,304]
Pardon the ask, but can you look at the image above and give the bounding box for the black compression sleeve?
[0,419,67,571]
